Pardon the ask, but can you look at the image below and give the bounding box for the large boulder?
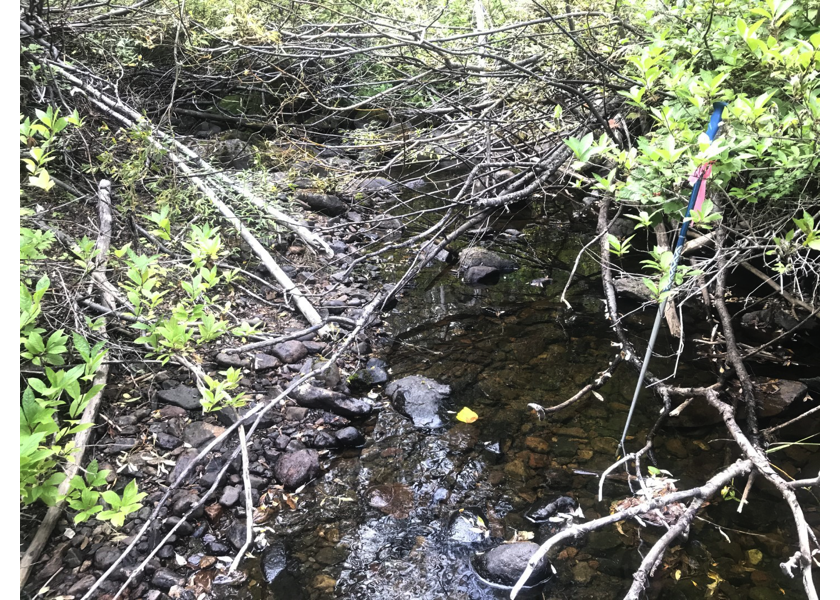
[384,376,450,429]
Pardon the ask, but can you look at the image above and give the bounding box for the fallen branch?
[510,458,754,599]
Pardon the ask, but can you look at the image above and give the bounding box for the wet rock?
[274,449,320,489]
[182,421,224,449]
[591,437,619,454]
[203,534,231,556]
[483,542,550,586]
[154,432,182,450]
[572,560,595,584]
[442,423,479,453]
[311,431,338,448]
[288,383,372,418]
[217,406,259,429]
[675,377,809,427]
[335,426,364,446]
[665,438,689,459]
[459,247,518,272]
[588,528,623,553]
[95,545,121,569]
[151,568,184,589]
[254,352,280,371]
[271,341,309,364]
[385,375,451,429]
[157,385,203,410]
[216,352,250,369]
[296,191,347,216]
[462,266,501,285]
[219,485,242,507]
[525,437,550,453]
[227,520,248,549]
[261,544,288,583]
[171,489,202,517]
[526,495,583,524]
[613,276,651,302]
[448,509,490,544]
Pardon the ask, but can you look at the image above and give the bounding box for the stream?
[222,192,818,600]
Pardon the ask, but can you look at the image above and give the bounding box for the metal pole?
[618,102,727,456]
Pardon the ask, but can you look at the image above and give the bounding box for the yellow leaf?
[675,569,681,580]
[456,407,479,423]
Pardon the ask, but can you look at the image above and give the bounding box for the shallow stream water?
[229,200,818,600]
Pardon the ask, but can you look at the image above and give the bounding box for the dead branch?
[510,458,754,599]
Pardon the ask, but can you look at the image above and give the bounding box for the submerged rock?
[384,375,451,429]
[261,544,288,584]
[482,542,551,586]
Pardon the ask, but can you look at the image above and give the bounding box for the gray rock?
[151,568,184,589]
[288,383,372,418]
[285,407,308,421]
[169,449,199,485]
[261,544,288,584]
[458,247,518,273]
[68,575,97,596]
[219,485,242,507]
[295,191,347,216]
[271,341,309,364]
[335,427,364,446]
[613,276,652,302]
[157,385,203,410]
[310,431,338,449]
[254,352,280,371]
[182,421,224,449]
[106,437,138,454]
[154,432,182,450]
[463,266,500,285]
[385,376,451,429]
[164,516,194,536]
[227,520,248,549]
[216,352,250,369]
[214,138,254,170]
[483,542,551,586]
[274,449,320,489]
[94,545,120,569]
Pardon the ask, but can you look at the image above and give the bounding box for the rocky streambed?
[23,166,819,600]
